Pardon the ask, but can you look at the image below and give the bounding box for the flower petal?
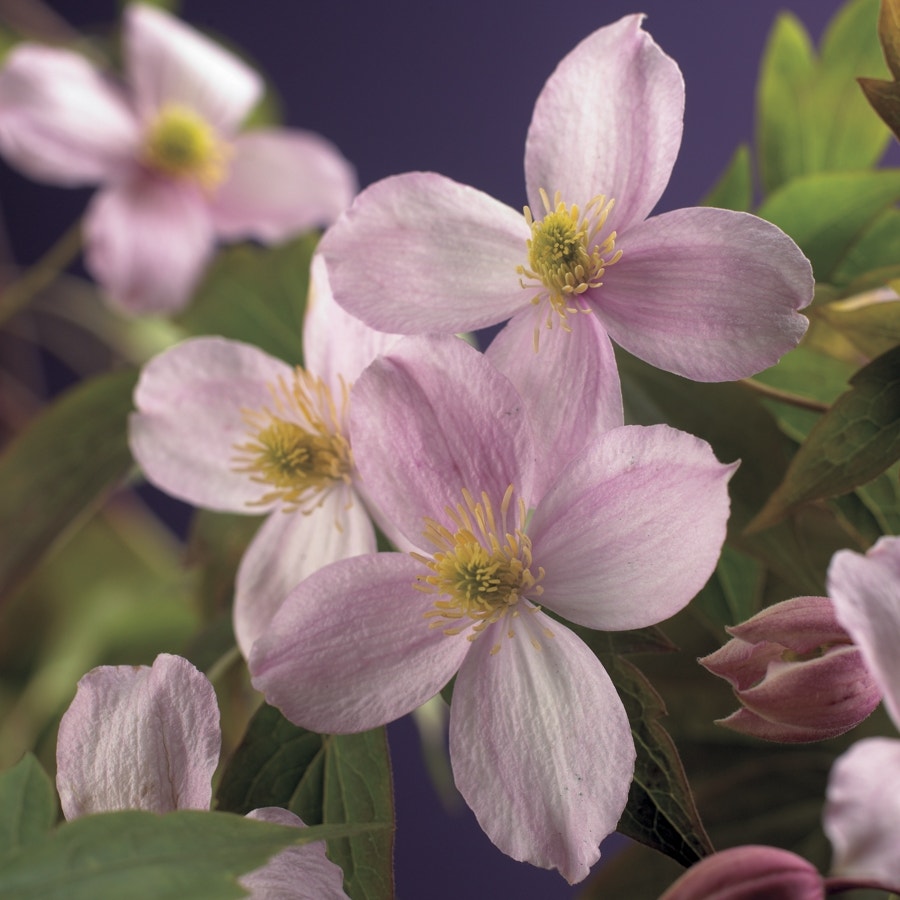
[0,44,138,185]
[349,334,535,547]
[486,306,623,502]
[827,536,900,730]
[211,129,356,243]
[124,3,262,131]
[530,424,736,630]
[450,610,634,883]
[56,654,220,818]
[595,207,812,381]
[524,14,683,235]
[824,737,900,888]
[240,808,349,899]
[234,486,375,659]
[249,553,470,732]
[318,172,530,332]
[84,177,215,315]
[130,336,294,511]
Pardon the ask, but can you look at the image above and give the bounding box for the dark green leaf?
[858,76,900,143]
[216,705,394,900]
[880,0,900,77]
[569,624,677,657]
[692,545,763,634]
[0,370,138,600]
[0,756,56,866]
[701,144,753,211]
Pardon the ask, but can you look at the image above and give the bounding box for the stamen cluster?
[142,103,227,187]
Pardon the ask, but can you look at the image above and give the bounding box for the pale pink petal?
[450,610,634,884]
[240,808,349,900]
[249,553,470,733]
[318,172,530,332]
[827,536,900,730]
[486,307,623,502]
[84,176,215,315]
[524,15,683,235]
[233,486,375,659]
[825,738,900,887]
[211,129,357,243]
[124,3,262,131]
[0,44,139,185]
[56,654,220,818]
[595,207,812,381]
[130,336,294,512]
[349,335,535,548]
[530,424,736,630]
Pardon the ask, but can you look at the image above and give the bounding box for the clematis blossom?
[56,653,349,899]
[319,14,812,383]
[0,3,356,314]
[249,334,736,883]
[129,257,401,656]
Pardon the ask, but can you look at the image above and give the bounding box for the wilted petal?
[234,487,375,658]
[124,3,262,132]
[596,207,812,381]
[56,654,220,818]
[84,176,214,314]
[319,172,530,333]
[525,14,683,236]
[130,336,293,511]
[0,44,138,185]
[250,553,470,733]
[530,424,735,630]
[240,808,348,900]
[450,610,634,884]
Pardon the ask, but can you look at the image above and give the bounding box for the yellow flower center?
[232,370,352,513]
[413,485,547,654]
[142,104,228,187]
[517,188,622,350]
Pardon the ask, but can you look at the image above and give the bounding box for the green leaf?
[815,292,900,358]
[701,144,753,211]
[0,756,56,865]
[0,808,369,900]
[880,0,900,77]
[177,233,319,366]
[749,345,900,529]
[692,545,763,634]
[0,370,138,599]
[570,624,677,657]
[216,705,394,900]
[830,208,900,287]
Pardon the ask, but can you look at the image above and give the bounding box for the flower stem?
[0,219,83,326]
[741,377,830,413]
[205,644,242,685]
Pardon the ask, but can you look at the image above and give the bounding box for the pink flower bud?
[699,596,881,743]
[658,846,824,900]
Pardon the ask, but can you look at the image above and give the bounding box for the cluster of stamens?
[517,188,622,349]
[232,370,352,514]
[142,103,228,188]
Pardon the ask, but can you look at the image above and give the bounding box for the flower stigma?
[517,188,622,350]
[233,370,352,514]
[413,485,546,654]
[142,103,228,188]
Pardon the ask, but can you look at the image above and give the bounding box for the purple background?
[1,0,854,896]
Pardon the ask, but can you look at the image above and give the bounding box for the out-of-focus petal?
[595,207,812,381]
[56,654,220,818]
[524,14,683,236]
[828,536,900,729]
[233,487,375,659]
[130,336,293,512]
[124,3,262,132]
[825,737,900,887]
[319,172,530,333]
[349,335,535,548]
[250,553,470,733]
[530,424,735,630]
[0,44,138,185]
[450,610,634,884]
[486,307,623,502]
[240,808,349,900]
[211,129,356,243]
[84,176,214,315]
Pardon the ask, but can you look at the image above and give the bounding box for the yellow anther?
[143,104,228,187]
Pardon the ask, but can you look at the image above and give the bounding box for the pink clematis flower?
[56,653,349,899]
[0,3,356,314]
[129,258,401,656]
[823,536,900,891]
[249,334,736,883]
[318,14,811,383]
